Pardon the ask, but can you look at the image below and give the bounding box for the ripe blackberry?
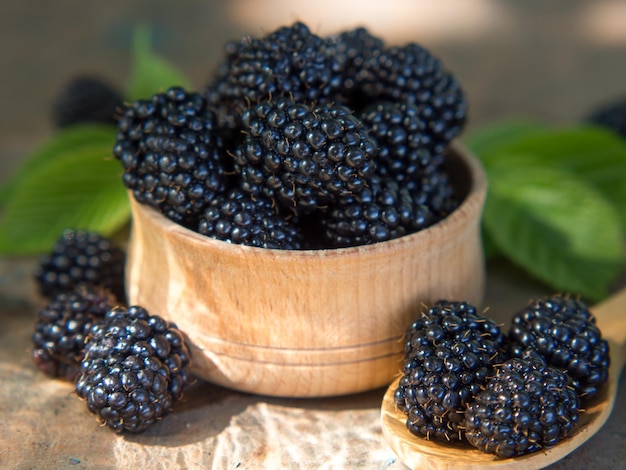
[360,101,443,182]
[586,98,626,140]
[409,168,460,222]
[394,301,507,443]
[52,76,123,128]
[114,86,227,227]
[204,22,342,130]
[322,174,430,247]
[32,285,116,381]
[234,97,378,214]
[508,295,610,399]
[359,43,467,151]
[464,358,580,458]
[327,27,385,107]
[75,306,192,434]
[198,188,302,249]
[34,229,125,302]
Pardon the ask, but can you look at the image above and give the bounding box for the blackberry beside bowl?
[125,145,487,398]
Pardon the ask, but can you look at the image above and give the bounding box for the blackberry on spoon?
[508,294,610,400]
[394,300,507,443]
[464,357,580,458]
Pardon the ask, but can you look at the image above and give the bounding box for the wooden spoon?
[381,288,626,470]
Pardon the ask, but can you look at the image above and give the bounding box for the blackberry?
[32,285,116,381]
[464,358,580,458]
[394,301,507,443]
[75,306,192,434]
[327,27,385,107]
[204,22,342,130]
[198,188,302,249]
[52,76,123,128]
[360,101,443,182]
[359,100,460,220]
[359,43,467,151]
[234,97,378,213]
[409,168,460,222]
[114,86,227,227]
[586,98,626,140]
[34,229,125,302]
[322,174,430,247]
[508,294,610,399]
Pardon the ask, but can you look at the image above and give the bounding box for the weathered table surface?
[1,257,625,470]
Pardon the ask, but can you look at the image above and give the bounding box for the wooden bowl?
[125,145,487,397]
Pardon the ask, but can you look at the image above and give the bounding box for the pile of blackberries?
[112,22,467,249]
[394,295,609,458]
[31,229,193,434]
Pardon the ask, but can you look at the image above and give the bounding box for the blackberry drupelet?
[508,295,610,400]
[322,174,429,247]
[34,229,125,302]
[359,43,467,152]
[75,306,192,434]
[32,285,117,381]
[586,98,626,140]
[464,358,580,458]
[114,86,228,227]
[394,301,507,443]
[52,76,123,128]
[198,188,302,249]
[204,22,342,130]
[234,97,378,214]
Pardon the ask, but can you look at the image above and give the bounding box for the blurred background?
[2,0,626,186]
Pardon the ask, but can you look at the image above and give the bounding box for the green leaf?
[0,124,117,204]
[0,130,129,255]
[465,119,546,157]
[484,164,624,301]
[475,125,626,228]
[127,24,192,101]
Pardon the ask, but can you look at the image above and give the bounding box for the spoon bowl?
[381,288,626,469]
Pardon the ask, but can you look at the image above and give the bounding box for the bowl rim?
[129,142,487,259]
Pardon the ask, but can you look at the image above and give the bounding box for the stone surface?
[1,257,625,469]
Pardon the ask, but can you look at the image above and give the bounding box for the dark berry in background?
[114,86,229,228]
[75,306,192,434]
[464,358,580,458]
[508,294,610,400]
[34,229,126,303]
[52,76,123,128]
[32,285,117,381]
[586,98,626,140]
[394,300,507,443]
